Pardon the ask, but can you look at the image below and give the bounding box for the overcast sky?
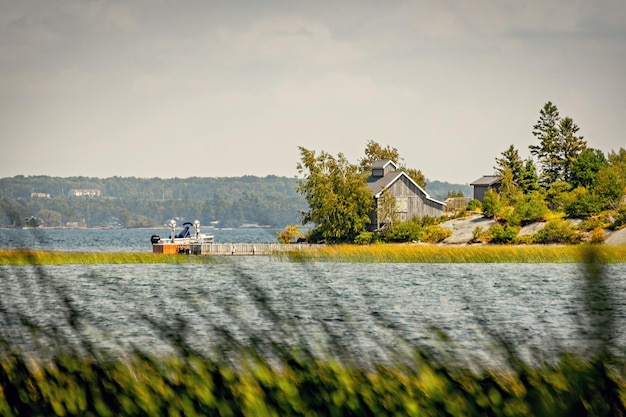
[1,0,624,184]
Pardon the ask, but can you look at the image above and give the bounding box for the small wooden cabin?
[470,175,502,203]
[366,160,446,231]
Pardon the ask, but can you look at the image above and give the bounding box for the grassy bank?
[0,249,218,265]
[281,244,626,263]
[2,245,626,265]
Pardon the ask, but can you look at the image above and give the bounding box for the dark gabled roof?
[470,175,501,186]
[371,159,397,170]
[366,171,446,206]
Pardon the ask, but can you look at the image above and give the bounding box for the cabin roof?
[470,175,501,186]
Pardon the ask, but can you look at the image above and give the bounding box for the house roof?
[470,175,501,186]
[367,171,446,206]
[371,159,397,170]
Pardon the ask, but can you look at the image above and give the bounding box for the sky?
[1,0,625,185]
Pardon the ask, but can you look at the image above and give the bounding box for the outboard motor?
[151,235,161,244]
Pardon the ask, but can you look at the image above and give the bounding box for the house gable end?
[373,172,445,207]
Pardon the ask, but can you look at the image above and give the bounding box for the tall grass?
[0,249,219,265]
[280,243,626,263]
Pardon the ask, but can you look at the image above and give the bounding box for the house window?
[396,198,408,213]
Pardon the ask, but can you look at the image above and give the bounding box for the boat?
[151,220,214,253]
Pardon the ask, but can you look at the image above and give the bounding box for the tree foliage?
[530,102,586,188]
[358,140,427,188]
[570,148,608,189]
[495,145,523,183]
[297,147,373,242]
[402,167,427,189]
[0,176,306,228]
[358,140,401,173]
[518,158,540,193]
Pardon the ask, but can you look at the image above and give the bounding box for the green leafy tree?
[545,181,572,211]
[358,140,401,173]
[594,147,626,209]
[359,140,426,188]
[511,192,549,225]
[564,187,604,218]
[607,147,626,166]
[594,165,626,209]
[297,147,372,242]
[402,167,427,189]
[277,224,304,244]
[38,209,63,227]
[570,148,608,189]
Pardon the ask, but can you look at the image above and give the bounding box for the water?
[0,227,281,252]
[1,228,625,365]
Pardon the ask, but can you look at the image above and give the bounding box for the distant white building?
[31,192,50,198]
[69,189,101,197]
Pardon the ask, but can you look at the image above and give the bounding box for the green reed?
[0,249,218,265]
[280,244,626,263]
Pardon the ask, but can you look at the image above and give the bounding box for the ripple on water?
[0,261,624,363]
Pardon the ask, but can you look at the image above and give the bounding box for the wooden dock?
[152,242,322,255]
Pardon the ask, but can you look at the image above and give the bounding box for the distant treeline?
[0,175,470,228]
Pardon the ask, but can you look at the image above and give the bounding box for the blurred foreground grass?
[0,246,624,416]
[1,346,623,416]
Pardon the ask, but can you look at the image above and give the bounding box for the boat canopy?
[175,222,193,239]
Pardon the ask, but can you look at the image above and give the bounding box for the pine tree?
[495,145,524,183]
[518,158,540,193]
[530,101,562,187]
[529,102,586,188]
[558,116,587,183]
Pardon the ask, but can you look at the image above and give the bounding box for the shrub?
[588,228,606,244]
[579,214,611,232]
[470,226,483,243]
[488,223,519,244]
[546,181,572,211]
[386,220,422,242]
[513,192,549,225]
[514,234,534,245]
[420,215,438,226]
[533,219,581,244]
[420,225,452,243]
[466,199,482,212]
[354,231,375,244]
[564,187,604,218]
[610,205,626,230]
[482,189,501,218]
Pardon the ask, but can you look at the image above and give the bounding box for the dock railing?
[153,242,323,255]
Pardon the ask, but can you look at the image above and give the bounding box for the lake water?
[1,228,625,365]
[0,226,282,252]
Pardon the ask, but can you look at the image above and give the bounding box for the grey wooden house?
[470,175,502,202]
[366,160,446,231]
